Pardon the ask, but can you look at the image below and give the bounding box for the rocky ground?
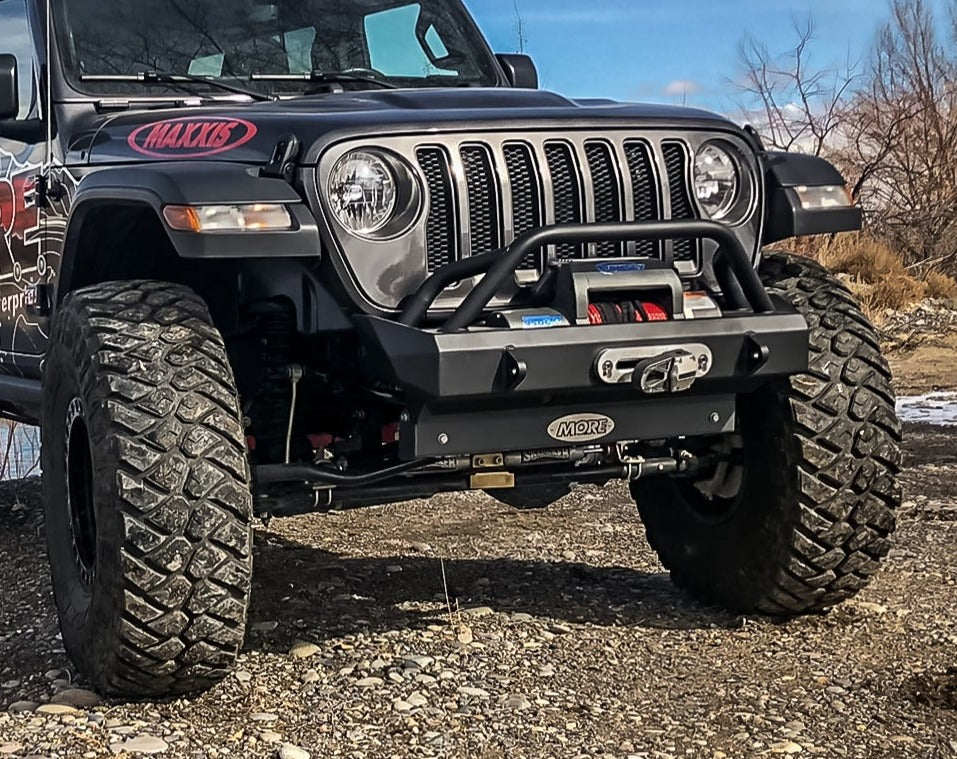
[0,417,954,758]
[880,299,957,395]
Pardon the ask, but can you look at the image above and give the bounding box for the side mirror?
[496,54,538,89]
[0,54,18,120]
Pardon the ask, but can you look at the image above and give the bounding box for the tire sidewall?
[42,299,140,685]
[634,384,802,610]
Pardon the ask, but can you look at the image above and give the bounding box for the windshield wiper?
[80,71,276,102]
[250,71,399,90]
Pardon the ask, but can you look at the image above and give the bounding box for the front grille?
[415,134,699,273]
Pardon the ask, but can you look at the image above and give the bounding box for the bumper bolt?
[438,433,449,446]
[710,412,721,424]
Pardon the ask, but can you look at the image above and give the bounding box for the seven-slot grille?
[416,137,699,273]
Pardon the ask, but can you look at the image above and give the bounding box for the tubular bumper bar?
[399,220,774,329]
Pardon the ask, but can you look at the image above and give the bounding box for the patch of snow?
[896,392,957,426]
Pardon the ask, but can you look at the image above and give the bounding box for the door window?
[0,0,38,119]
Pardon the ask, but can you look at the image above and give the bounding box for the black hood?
[75,88,739,166]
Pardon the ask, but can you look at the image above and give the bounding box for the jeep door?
[0,0,48,366]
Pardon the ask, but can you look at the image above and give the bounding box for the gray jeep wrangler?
[0,0,900,697]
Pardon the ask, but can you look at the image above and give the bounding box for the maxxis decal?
[127,116,258,158]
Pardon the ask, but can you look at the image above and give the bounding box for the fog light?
[794,185,853,210]
[163,204,293,232]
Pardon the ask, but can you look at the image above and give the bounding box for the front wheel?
[632,253,902,615]
[42,281,253,697]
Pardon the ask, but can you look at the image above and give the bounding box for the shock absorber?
[244,300,298,463]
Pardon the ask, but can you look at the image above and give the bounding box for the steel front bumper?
[355,220,809,459]
[357,309,808,458]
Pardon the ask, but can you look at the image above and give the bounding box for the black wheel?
[42,281,253,697]
[631,253,902,615]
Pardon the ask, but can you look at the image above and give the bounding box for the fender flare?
[761,152,863,244]
[59,161,321,296]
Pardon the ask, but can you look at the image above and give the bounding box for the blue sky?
[465,0,950,114]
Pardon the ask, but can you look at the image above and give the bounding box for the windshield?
[53,0,500,97]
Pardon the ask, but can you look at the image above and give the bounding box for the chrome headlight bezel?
[693,141,755,225]
[326,148,422,240]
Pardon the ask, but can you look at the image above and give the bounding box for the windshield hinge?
[260,134,302,183]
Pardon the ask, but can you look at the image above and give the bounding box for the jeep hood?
[74,88,738,166]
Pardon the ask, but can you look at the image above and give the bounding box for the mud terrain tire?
[631,253,902,615]
[42,281,252,697]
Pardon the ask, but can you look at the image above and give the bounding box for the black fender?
[761,152,863,244]
[59,161,321,297]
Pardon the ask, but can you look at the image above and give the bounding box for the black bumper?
[357,308,807,458]
[355,220,809,459]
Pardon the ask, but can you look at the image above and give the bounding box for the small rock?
[409,542,432,554]
[511,613,534,622]
[36,704,79,715]
[549,623,572,635]
[8,701,37,713]
[251,620,279,632]
[278,744,310,759]
[112,734,170,754]
[458,686,490,698]
[289,642,320,659]
[301,670,321,684]
[407,692,428,708]
[235,671,253,683]
[456,624,474,645]
[385,565,403,573]
[355,677,383,688]
[463,606,495,618]
[0,744,23,756]
[504,693,532,710]
[250,713,280,723]
[260,732,282,744]
[404,655,434,669]
[52,688,102,709]
[770,742,803,755]
[393,700,413,712]
[388,672,405,684]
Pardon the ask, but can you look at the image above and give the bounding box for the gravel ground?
[0,423,954,758]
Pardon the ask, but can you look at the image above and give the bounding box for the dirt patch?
[880,300,957,394]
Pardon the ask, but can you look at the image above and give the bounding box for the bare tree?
[736,17,859,156]
[513,0,527,54]
[736,0,957,273]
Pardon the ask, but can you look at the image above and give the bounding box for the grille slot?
[585,141,625,257]
[503,143,543,270]
[662,142,698,262]
[416,147,457,272]
[624,141,661,258]
[544,142,584,260]
[460,145,501,256]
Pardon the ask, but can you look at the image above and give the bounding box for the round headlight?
[694,143,740,221]
[329,151,398,235]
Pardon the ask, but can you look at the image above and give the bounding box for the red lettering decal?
[193,122,217,148]
[160,124,183,148]
[178,123,202,149]
[127,117,258,157]
[143,123,170,149]
[211,121,239,149]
